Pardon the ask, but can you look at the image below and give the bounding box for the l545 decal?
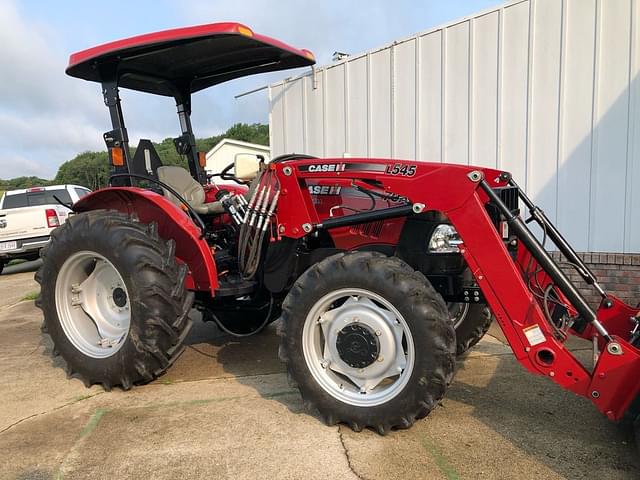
[385,164,417,177]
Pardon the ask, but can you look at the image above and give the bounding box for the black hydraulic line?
[315,205,414,231]
[479,180,612,341]
[109,173,207,235]
[509,179,605,297]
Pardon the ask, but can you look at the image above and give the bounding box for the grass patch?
[22,291,39,301]
[80,408,108,437]
[421,438,461,480]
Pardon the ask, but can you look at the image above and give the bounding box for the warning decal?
[523,324,546,347]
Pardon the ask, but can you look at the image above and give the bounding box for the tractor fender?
[73,187,218,294]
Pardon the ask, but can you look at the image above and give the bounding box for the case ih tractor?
[37,23,639,446]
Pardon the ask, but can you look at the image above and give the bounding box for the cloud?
[0,2,101,116]
[175,0,487,138]
[0,1,179,179]
[0,0,500,179]
[0,1,109,178]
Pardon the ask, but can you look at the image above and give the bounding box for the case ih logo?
[304,163,346,173]
[308,185,342,195]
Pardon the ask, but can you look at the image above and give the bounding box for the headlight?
[428,224,462,253]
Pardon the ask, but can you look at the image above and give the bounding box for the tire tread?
[35,209,193,390]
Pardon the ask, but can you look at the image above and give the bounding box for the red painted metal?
[203,183,248,204]
[74,187,218,294]
[68,22,314,71]
[66,22,315,91]
[73,156,639,423]
[589,338,640,420]
[270,157,640,420]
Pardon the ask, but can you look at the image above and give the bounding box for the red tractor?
[38,23,639,446]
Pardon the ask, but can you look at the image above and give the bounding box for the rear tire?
[449,303,494,356]
[278,251,455,433]
[36,210,193,390]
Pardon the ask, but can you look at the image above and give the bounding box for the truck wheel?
[35,210,193,390]
[0,260,4,275]
[278,251,455,433]
[448,303,494,356]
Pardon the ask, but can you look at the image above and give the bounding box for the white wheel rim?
[55,251,130,359]
[302,288,415,407]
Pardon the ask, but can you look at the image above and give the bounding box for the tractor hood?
[66,22,315,96]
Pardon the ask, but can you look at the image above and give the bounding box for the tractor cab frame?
[66,22,315,185]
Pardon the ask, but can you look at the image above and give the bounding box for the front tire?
[36,210,193,390]
[448,302,494,356]
[278,251,455,433]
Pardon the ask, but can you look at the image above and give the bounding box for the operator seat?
[156,166,224,214]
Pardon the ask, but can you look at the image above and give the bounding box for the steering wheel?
[211,162,249,185]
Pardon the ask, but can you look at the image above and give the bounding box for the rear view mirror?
[234,153,261,181]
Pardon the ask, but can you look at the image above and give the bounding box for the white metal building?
[269,0,640,254]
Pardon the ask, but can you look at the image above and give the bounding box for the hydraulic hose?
[237,170,279,280]
[209,295,274,337]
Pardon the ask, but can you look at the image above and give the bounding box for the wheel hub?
[336,323,380,368]
[112,287,128,308]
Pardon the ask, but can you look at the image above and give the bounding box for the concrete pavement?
[0,270,638,479]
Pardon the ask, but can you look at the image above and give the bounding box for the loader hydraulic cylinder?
[510,179,607,299]
[479,180,612,341]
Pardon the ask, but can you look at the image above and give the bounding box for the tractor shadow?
[174,313,640,478]
[448,339,640,479]
[166,311,311,415]
[168,311,285,381]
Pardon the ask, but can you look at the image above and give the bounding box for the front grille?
[349,221,384,238]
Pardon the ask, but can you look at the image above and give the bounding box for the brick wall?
[549,252,640,308]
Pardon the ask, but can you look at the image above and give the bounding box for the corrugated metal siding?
[269,0,640,253]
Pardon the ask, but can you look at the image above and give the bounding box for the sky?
[0,0,501,179]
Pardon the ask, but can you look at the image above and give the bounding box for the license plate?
[0,241,17,251]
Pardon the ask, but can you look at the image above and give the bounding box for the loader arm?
[271,157,640,422]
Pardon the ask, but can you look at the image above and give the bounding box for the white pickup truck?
[0,185,91,274]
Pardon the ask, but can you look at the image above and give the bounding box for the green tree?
[1,123,271,190]
[54,151,110,190]
[0,176,51,190]
[224,123,269,146]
